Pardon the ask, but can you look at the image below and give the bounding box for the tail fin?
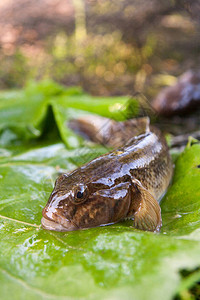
[68,115,150,148]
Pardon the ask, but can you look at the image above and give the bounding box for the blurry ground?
[0,0,199,100]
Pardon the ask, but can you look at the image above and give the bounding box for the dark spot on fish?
[197,165,200,168]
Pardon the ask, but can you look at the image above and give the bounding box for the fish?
[41,116,173,232]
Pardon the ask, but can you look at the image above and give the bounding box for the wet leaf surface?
[0,81,200,300]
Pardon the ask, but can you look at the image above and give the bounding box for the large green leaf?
[0,80,138,147]
[0,141,199,300]
[0,81,200,300]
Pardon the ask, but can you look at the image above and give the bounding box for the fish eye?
[76,191,84,199]
[71,184,88,204]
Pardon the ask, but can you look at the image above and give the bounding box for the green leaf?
[0,140,199,300]
[0,81,200,300]
[161,143,200,237]
[0,80,138,147]
[55,94,139,120]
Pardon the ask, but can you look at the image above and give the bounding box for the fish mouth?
[41,216,78,232]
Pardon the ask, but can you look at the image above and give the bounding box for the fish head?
[41,173,119,231]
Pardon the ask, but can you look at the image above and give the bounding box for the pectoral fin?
[130,181,162,232]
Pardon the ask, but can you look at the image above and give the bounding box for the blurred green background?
[0,0,199,98]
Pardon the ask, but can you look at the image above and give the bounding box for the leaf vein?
[0,214,40,228]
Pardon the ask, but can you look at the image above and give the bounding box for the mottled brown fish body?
[42,117,173,232]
